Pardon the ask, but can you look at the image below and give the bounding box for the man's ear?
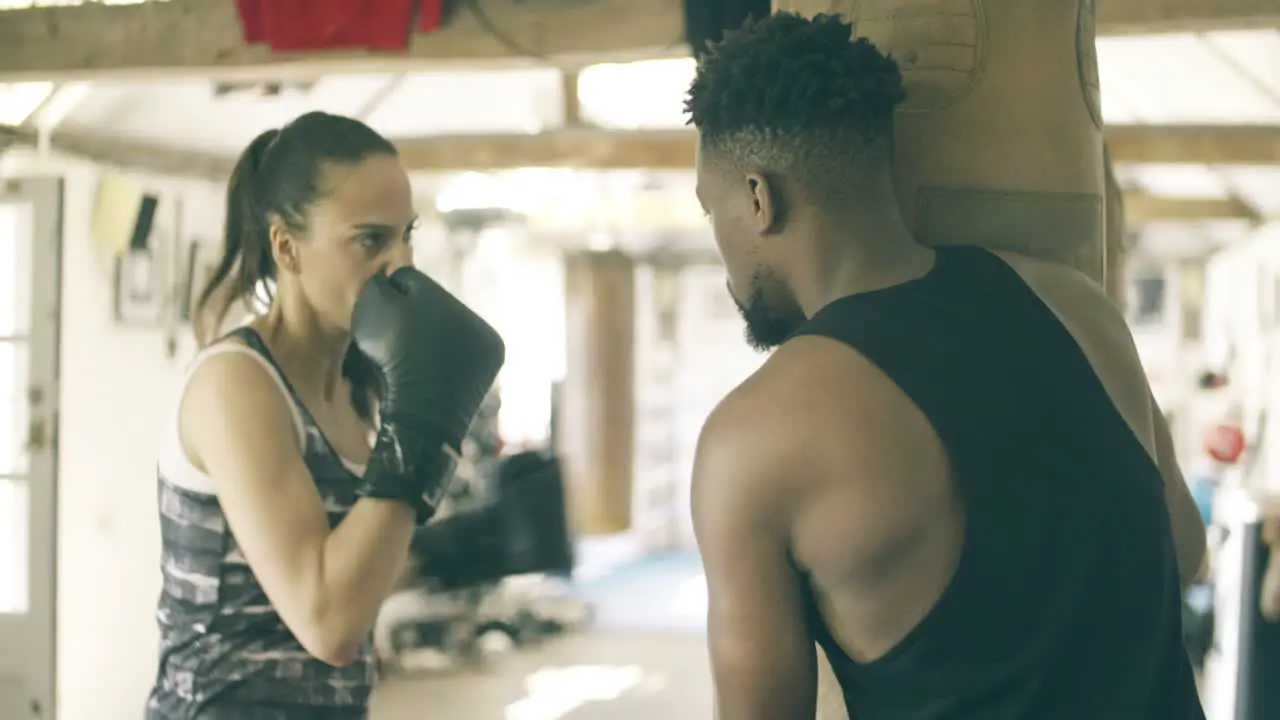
[269,217,301,274]
[746,173,783,234]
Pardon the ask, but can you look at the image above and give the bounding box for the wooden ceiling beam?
[4,125,1278,207]
[1105,125,1280,165]
[1123,193,1258,224]
[0,124,233,180]
[0,0,1276,83]
[396,129,696,172]
[1097,0,1280,35]
[394,125,1280,170]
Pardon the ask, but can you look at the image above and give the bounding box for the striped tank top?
[147,328,375,719]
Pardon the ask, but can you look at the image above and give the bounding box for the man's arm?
[692,398,817,720]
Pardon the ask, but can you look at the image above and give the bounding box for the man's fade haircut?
[684,12,907,203]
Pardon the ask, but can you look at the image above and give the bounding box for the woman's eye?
[359,233,385,249]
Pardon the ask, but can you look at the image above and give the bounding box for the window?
[1129,271,1167,326]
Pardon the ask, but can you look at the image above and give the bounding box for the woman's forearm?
[312,497,417,664]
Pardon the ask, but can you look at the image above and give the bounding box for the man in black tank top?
[685,14,1208,720]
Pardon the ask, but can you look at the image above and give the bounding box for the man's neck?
[794,213,934,317]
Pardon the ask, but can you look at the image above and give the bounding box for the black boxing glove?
[351,267,505,522]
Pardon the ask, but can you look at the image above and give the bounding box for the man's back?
[748,246,1203,719]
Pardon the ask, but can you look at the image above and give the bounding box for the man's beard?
[731,280,802,352]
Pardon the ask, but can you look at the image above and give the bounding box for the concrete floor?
[371,549,713,719]
[370,630,713,720]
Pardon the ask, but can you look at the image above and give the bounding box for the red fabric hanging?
[234,0,417,52]
[233,0,331,50]
[235,0,267,43]
[261,0,321,51]
[338,0,417,51]
[419,0,445,32]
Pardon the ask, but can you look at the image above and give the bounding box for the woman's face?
[279,154,417,331]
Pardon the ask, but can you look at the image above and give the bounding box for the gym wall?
[2,147,222,720]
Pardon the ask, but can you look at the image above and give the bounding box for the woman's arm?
[182,350,416,666]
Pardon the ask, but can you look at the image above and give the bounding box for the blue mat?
[574,550,708,632]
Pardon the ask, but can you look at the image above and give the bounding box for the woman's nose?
[382,240,415,276]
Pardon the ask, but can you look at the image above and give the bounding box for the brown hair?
[194,111,397,418]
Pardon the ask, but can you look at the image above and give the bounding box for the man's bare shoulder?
[696,335,952,582]
[702,339,876,452]
[695,335,930,508]
[695,359,812,486]
[691,349,837,531]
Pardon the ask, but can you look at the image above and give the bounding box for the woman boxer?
[147,111,503,719]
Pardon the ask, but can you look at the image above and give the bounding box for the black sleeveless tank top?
[148,328,374,720]
[793,246,1204,720]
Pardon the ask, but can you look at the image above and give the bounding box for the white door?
[0,177,61,720]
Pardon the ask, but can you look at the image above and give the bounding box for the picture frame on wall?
[113,244,167,327]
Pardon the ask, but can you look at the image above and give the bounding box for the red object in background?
[344,0,417,51]
[420,0,444,32]
[1204,423,1247,464]
[235,0,267,43]
[235,0,418,52]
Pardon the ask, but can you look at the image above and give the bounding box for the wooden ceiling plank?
[0,0,1275,82]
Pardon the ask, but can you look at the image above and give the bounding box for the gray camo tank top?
[147,328,374,720]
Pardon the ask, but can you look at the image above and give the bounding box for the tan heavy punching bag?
[771,3,1107,718]
[774,0,1107,284]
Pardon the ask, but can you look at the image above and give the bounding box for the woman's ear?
[269,216,301,274]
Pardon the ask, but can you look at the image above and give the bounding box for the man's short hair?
[685,13,908,203]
